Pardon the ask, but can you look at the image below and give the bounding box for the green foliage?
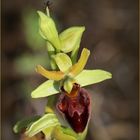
[25,113,60,137]
[18,113,87,140]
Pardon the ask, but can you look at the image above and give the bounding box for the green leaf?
[13,116,41,133]
[75,70,112,87]
[53,53,72,72]
[59,26,85,53]
[31,80,60,98]
[37,11,61,50]
[25,113,60,137]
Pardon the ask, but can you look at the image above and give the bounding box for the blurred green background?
[1,0,139,140]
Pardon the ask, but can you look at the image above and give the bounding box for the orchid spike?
[13,6,112,140]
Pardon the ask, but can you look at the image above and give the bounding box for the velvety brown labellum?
[57,84,90,133]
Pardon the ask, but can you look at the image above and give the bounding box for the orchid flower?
[13,7,112,140]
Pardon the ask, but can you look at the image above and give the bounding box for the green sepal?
[75,69,112,87]
[37,11,61,50]
[25,113,60,137]
[59,26,85,53]
[51,125,77,140]
[53,53,72,72]
[52,125,88,140]
[13,116,41,133]
[31,80,60,98]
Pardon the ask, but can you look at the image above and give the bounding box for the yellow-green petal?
[69,48,90,77]
[35,65,64,81]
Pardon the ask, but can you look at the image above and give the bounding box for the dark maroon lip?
[57,83,91,133]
